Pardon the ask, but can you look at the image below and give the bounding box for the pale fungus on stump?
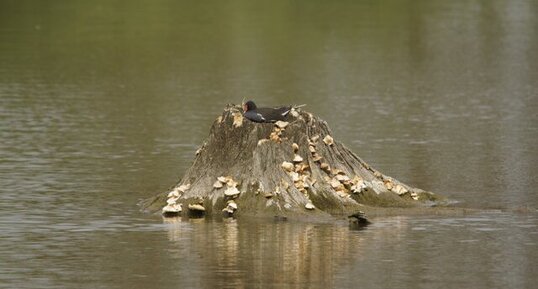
[141,104,444,219]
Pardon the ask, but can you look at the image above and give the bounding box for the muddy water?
[1,1,536,288]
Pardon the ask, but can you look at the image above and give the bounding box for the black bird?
[348,211,371,228]
[242,100,293,123]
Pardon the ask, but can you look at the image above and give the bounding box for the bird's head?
[243,100,257,112]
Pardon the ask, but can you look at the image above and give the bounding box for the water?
[1,1,537,288]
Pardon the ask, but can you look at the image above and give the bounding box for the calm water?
[1,1,537,288]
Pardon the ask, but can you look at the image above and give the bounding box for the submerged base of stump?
[141,104,446,220]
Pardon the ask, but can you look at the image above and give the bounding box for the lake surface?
[1,1,537,288]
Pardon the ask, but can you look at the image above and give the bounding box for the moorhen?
[242,100,293,123]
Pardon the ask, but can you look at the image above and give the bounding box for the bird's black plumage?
[348,211,371,228]
[243,100,292,123]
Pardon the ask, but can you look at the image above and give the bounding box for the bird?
[242,100,295,123]
[348,211,371,228]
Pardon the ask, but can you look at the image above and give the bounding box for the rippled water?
[1,212,536,289]
[1,1,537,288]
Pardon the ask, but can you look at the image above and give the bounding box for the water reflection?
[155,213,538,289]
[162,217,366,288]
[337,213,537,289]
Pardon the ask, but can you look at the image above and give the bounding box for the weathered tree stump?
[141,104,443,219]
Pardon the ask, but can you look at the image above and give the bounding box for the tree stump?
[141,104,443,219]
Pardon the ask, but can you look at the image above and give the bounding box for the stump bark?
[141,104,443,219]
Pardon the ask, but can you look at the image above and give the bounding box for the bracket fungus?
[292,154,304,163]
[142,103,444,219]
[188,203,205,212]
[222,200,238,216]
[162,203,182,216]
[281,161,294,172]
[275,121,289,129]
[323,135,334,146]
[224,186,240,197]
[292,143,299,152]
[305,203,316,210]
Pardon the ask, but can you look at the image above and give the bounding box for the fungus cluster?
[382,177,417,200]
[161,184,190,216]
[215,176,241,215]
[307,134,369,199]
[266,120,288,143]
[280,141,316,210]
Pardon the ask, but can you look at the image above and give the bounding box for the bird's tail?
[282,104,306,117]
